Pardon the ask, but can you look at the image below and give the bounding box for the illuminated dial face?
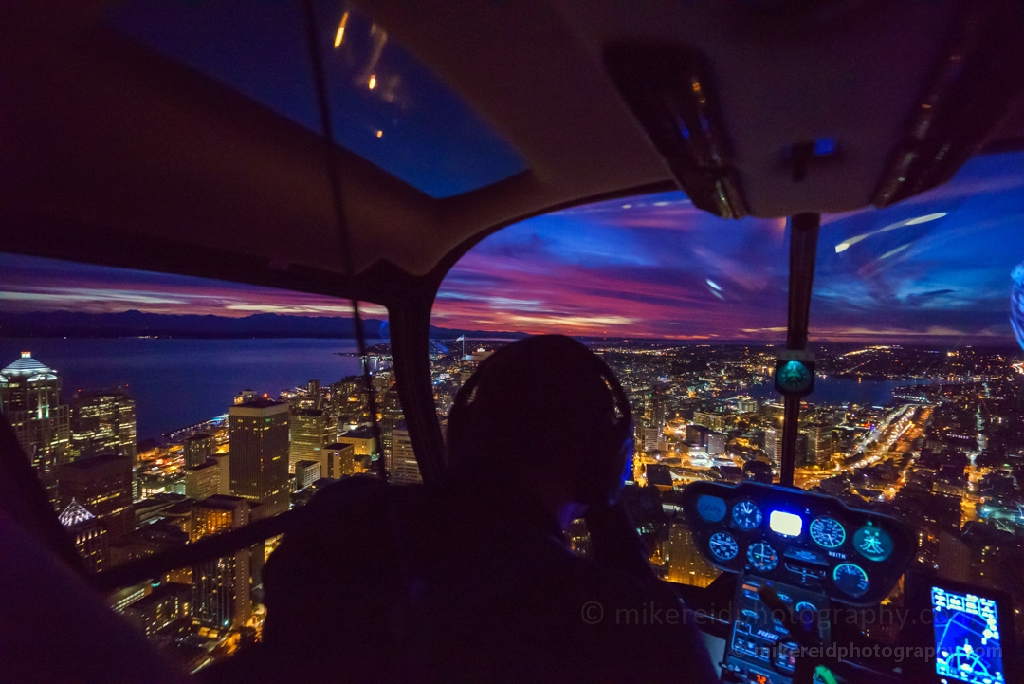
[708,531,740,562]
[794,601,817,617]
[746,542,778,573]
[832,563,870,598]
[809,517,846,549]
[853,525,893,562]
[732,500,762,530]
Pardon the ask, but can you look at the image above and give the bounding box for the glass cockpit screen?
[932,587,1005,684]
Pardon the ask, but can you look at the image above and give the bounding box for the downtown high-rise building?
[648,384,668,430]
[807,423,834,466]
[293,459,321,490]
[228,398,290,516]
[184,433,214,469]
[387,423,422,485]
[288,408,334,473]
[57,453,135,540]
[763,427,782,466]
[321,443,357,479]
[706,432,726,456]
[190,495,252,629]
[58,499,108,574]
[663,522,719,587]
[380,384,404,467]
[184,461,221,500]
[0,352,69,506]
[70,390,137,461]
[301,379,321,410]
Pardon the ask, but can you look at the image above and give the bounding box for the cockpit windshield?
[432,150,1024,628]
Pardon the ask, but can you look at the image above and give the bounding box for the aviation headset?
[446,335,634,507]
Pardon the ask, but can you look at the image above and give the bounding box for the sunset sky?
[432,150,1024,343]
[2,152,1024,344]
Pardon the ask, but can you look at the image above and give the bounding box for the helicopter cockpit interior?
[2,0,1024,682]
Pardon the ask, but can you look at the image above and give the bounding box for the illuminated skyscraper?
[664,523,718,587]
[184,433,214,469]
[649,384,668,430]
[294,459,321,490]
[387,424,421,485]
[70,390,136,462]
[191,495,251,629]
[763,428,782,466]
[380,385,404,466]
[57,453,135,540]
[0,352,69,506]
[59,499,108,573]
[322,443,356,478]
[302,379,321,410]
[706,432,726,456]
[807,423,834,466]
[228,398,290,516]
[184,461,221,500]
[289,409,334,473]
[211,452,230,495]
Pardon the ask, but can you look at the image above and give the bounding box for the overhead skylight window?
[106,0,526,197]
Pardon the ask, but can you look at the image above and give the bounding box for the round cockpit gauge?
[732,500,763,530]
[809,516,846,549]
[794,600,817,615]
[794,601,818,628]
[853,525,893,562]
[708,531,740,562]
[746,542,778,572]
[832,563,870,598]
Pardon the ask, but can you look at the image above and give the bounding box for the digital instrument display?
[932,587,1006,684]
[770,510,802,537]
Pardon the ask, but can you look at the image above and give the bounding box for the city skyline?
[1,151,1023,345]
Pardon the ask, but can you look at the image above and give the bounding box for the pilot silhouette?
[206,335,718,683]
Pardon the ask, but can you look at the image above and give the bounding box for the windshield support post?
[779,213,820,488]
[388,295,446,483]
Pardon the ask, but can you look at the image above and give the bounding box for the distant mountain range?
[0,310,529,340]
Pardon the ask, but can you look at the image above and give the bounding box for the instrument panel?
[682,481,915,605]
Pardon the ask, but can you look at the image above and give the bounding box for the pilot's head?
[446,335,633,510]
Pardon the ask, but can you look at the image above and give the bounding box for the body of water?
[744,377,936,406]
[0,339,377,440]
